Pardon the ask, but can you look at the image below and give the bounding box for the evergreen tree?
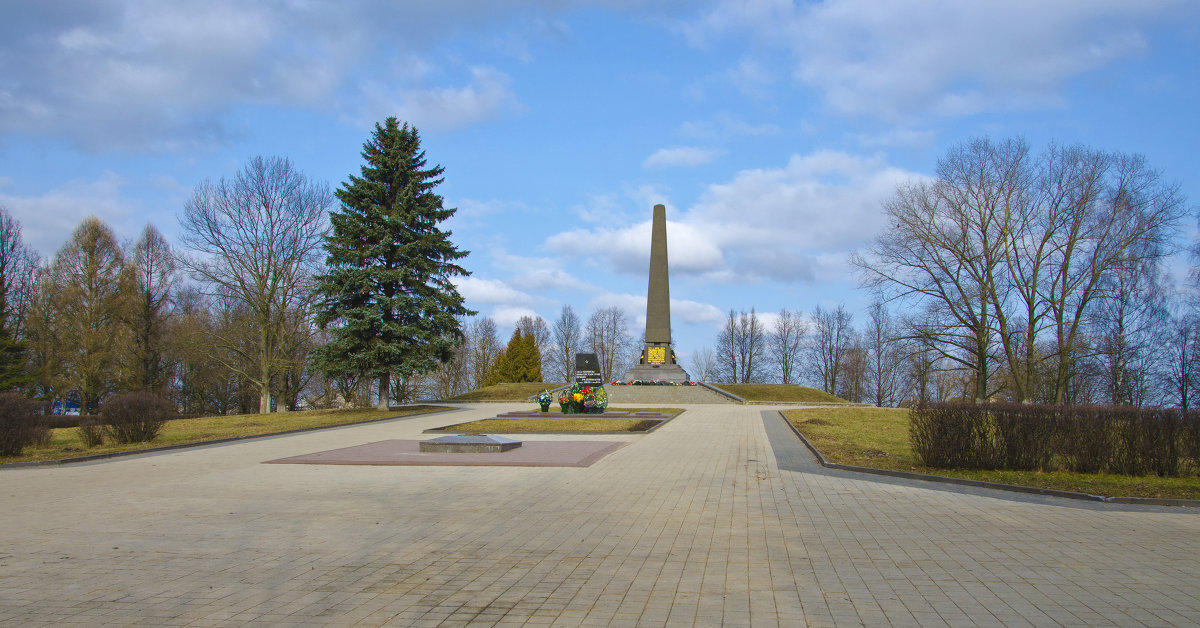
[485,329,543,385]
[315,118,473,409]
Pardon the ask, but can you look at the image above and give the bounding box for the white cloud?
[0,2,537,150]
[371,66,524,132]
[0,174,138,257]
[545,149,923,286]
[679,114,781,139]
[547,218,726,277]
[455,276,531,305]
[643,147,722,168]
[672,299,725,326]
[686,0,1182,120]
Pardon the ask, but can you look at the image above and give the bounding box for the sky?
[1,0,1198,368]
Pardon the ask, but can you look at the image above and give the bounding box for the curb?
[776,411,1200,508]
[2,405,459,469]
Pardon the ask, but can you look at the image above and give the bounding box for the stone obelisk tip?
[644,204,671,345]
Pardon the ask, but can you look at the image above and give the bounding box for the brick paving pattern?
[2,403,1198,626]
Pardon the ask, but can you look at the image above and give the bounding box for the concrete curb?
[1,405,460,469]
[775,411,1200,508]
[700,383,745,403]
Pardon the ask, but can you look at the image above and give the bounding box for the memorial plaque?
[575,352,604,386]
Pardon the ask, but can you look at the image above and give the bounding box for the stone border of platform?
[776,411,1200,508]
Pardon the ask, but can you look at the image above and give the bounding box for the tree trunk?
[377,373,390,411]
[258,380,271,414]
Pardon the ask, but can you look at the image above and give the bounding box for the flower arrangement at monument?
[558,383,608,414]
[536,390,553,412]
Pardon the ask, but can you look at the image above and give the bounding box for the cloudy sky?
[1,0,1197,362]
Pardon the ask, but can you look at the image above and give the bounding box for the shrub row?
[0,393,49,456]
[910,402,1200,477]
[0,391,175,457]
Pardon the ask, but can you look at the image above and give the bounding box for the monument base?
[621,364,691,383]
[420,434,522,453]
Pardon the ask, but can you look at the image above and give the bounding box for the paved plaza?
[2,404,1198,626]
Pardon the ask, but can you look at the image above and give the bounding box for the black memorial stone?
[575,352,604,386]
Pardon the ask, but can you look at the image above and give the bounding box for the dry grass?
[437,418,661,433]
[2,406,446,464]
[716,384,848,403]
[783,406,1200,501]
[449,383,565,402]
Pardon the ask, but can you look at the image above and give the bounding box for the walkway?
[1,404,1197,626]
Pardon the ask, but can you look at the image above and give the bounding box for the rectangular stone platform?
[265,439,627,467]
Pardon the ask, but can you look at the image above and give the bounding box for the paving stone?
[2,402,1198,626]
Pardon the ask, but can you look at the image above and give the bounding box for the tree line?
[706,136,1195,408]
[4,133,1192,412]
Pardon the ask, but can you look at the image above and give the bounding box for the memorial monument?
[623,204,691,383]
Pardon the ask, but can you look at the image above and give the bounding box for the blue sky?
[1,1,1197,363]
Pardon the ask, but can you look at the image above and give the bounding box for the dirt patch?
[800,418,832,426]
[861,449,889,458]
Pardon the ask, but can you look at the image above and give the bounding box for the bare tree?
[0,207,38,338]
[864,302,904,407]
[549,305,582,383]
[768,308,807,384]
[715,309,767,383]
[855,137,1184,403]
[586,306,632,382]
[1163,311,1199,409]
[179,156,333,413]
[687,346,716,383]
[1041,149,1183,403]
[128,224,177,394]
[467,316,501,389]
[806,304,854,395]
[837,336,867,403]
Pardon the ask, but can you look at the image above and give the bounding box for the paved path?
[2,404,1198,626]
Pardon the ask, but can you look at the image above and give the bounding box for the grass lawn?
[449,383,566,402]
[717,384,848,403]
[2,406,447,464]
[783,406,1200,501]
[437,407,683,433]
[436,418,661,433]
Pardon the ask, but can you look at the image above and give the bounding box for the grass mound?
[716,384,848,403]
[783,406,1200,500]
[450,383,566,402]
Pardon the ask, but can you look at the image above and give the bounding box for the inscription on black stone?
[574,352,604,386]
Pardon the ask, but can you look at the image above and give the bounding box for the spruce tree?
[485,330,543,385]
[315,118,473,409]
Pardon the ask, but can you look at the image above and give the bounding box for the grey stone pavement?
[2,403,1198,627]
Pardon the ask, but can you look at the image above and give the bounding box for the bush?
[0,393,46,456]
[1058,406,1115,474]
[1184,410,1200,472]
[78,417,105,447]
[103,392,174,444]
[1111,407,1182,477]
[910,402,995,469]
[991,403,1058,471]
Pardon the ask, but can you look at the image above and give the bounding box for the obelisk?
[624,204,691,382]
